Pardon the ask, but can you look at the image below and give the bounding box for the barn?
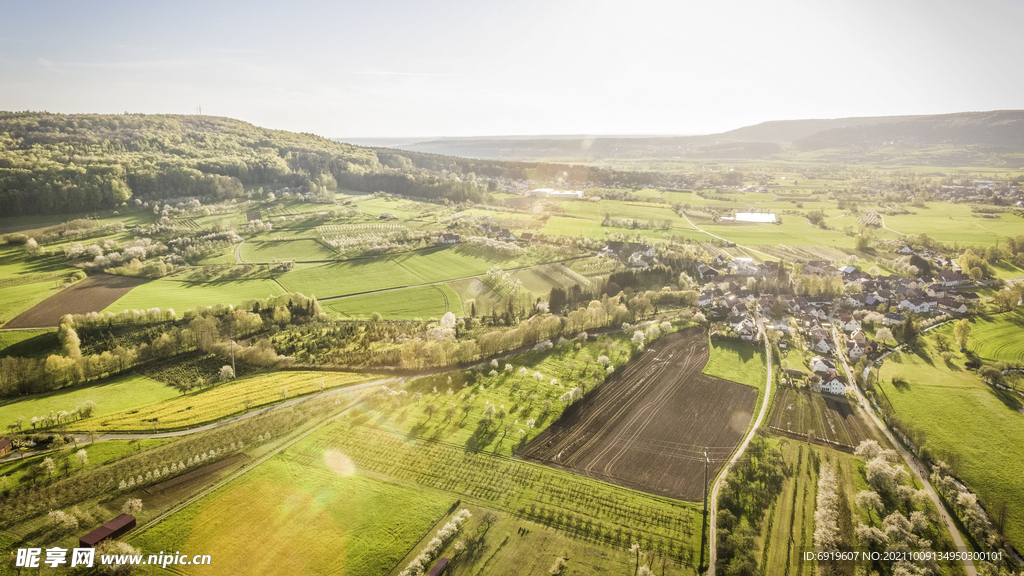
[427,558,450,576]
[79,514,136,548]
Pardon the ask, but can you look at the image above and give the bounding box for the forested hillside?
[0,112,662,216]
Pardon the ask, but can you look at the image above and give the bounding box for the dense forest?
[0,112,659,216]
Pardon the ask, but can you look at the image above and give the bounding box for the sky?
[1,0,1022,138]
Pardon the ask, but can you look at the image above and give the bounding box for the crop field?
[239,239,335,262]
[299,419,704,565]
[324,284,463,319]
[0,373,178,432]
[4,274,149,328]
[387,501,691,576]
[104,276,287,312]
[520,327,758,501]
[75,371,387,432]
[875,337,1024,549]
[767,387,880,449]
[133,457,454,576]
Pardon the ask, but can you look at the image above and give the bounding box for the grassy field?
[0,328,56,357]
[704,339,767,391]
[324,284,463,320]
[874,332,1024,550]
[239,239,336,262]
[0,374,178,432]
[950,310,1024,364]
[104,277,287,312]
[279,246,535,300]
[133,457,453,576]
[74,371,386,432]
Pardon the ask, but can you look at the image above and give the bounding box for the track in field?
[519,326,758,502]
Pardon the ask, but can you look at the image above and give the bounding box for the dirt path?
[679,213,777,261]
[708,317,772,575]
[879,214,906,236]
[235,240,245,264]
[832,324,976,576]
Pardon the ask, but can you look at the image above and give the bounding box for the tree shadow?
[464,422,499,451]
[988,386,1023,413]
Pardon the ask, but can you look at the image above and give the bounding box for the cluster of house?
[697,252,984,396]
[438,226,540,245]
[602,241,657,268]
[934,181,1024,207]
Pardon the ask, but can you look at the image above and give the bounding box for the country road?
[708,317,772,575]
[830,323,976,576]
[0,376,403,464]
[235,239,245,264]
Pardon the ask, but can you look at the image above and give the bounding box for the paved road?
[830,323,976,576]
[708,317,772,575]
[235,240,245,264]
[0,376,403,463]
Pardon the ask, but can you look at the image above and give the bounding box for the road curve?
[831,324,976,576]
[708,318,772,575]
[235,240,245,264]
[679,213,777,261]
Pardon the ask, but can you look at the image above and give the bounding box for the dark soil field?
[3,274,148,328]
[767,387,879,450]
[519,326,758,502]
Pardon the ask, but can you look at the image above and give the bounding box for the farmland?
[324,284,463,319]
[3,109,1024,576]
[4,274,148,328]
[767,387,881,449]
[953,311,1024,364]
[874,333,1024,550]
[239,238,336,262]
[133,457,454,576]
[0,373,178,431]
[104,276,287,312]
[520,327,759,501]
[71,371,386,432]
[356,332,638,457]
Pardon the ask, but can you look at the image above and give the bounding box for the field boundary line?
[708,318,772,576]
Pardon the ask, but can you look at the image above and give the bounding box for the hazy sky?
[1,0,1022,138]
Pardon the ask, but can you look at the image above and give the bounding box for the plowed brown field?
[519,326,758,502]
[4,274,148,328]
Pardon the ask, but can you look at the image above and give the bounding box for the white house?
[846,340,866,360]
[813,337,832,354]
[818,373,846,395]
[838,314,861,332]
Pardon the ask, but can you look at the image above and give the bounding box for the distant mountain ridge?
[348,110,1024,163]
